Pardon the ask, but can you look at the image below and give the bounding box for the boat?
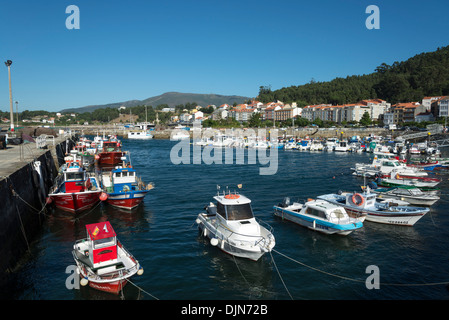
[377,171,441,188]
[48,155,106,213]
[334,140,350,152]
[371,186,440,206]
[273,197,364,235]
[96,138,126,166]
[100,165,153,210]
[72,221,143,294]
[195,189,275,261]
[317,188,429,226]
[352,155,427,178]
[127,130,153,140]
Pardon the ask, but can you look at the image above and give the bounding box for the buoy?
[80,277,89,286]
[99,192,108,201]
[312,220,316,229]
[95,155,100,160]
[210,238,219,246]
[137,268,144,276]
[196,218,201,224]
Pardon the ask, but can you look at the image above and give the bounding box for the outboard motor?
[281,197,290,208]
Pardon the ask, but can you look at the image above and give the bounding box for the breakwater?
[58,125,391,140]
[0,134,76,289]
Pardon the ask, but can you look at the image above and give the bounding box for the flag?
[237,184,242,189]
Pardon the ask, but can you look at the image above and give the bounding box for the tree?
[359,111,372,126]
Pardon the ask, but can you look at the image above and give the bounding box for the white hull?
[196,213,274,261]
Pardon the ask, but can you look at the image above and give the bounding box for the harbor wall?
[0,137,75,287]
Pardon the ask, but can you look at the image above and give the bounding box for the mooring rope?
[272,248,449,287]
[127,278,159,300]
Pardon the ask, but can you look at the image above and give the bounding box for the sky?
[0,0,448,112]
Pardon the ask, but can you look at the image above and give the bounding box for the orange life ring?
[351,193,365,206]
[224,194,240,199]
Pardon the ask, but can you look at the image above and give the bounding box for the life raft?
[224,194,240,199]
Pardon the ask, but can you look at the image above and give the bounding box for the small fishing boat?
[72,221,143,294]
[273,197,364,235]
[96,138,126,166]
[352,156,427,178]
[100,165,153,210]
[371,186,440,206]
[317,188,429,226]
[334,140,350,152]
[196,189,275,261]
[48,155,106,213]
[378,172,441,188]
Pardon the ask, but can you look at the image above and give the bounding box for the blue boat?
[273,198,364,235]
[100,166,153,210]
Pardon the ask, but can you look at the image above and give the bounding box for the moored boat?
[96,138,126,166]
[371,186,440,206]
[100,165,153,210]
[48,155,106,213]
[195,189,275,261]
[72,221,143,294]
[127,130,153,140]
[273,197,364,235]
[317,188,429,226]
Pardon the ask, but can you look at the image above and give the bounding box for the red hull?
[88,279,128,294]
[107,196,144,210]
[97,152,125,166]
[50,191,101,213]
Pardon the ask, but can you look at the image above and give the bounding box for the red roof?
[86,221,116,240]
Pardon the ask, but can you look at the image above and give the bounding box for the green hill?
[257,45,449,106]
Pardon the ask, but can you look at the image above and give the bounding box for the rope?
[127,278,159,300]
[272,248,449,287]
[269,251,293,300]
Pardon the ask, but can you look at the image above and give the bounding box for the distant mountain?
[61,92,251,113]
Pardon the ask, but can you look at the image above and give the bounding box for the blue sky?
[0,0,448,112]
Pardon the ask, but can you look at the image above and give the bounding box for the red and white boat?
[72,221,143,294]
[48,155,106,213]
[95,137,126,166]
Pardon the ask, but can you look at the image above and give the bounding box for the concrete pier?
[0,133,76,284]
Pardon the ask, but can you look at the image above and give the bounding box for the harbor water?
[3,138,449,300]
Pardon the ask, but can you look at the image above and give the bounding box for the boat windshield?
[66,172,84,181]
[225,203,254,220]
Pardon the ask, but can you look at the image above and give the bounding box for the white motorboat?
[196,190,275,261]
[273,197,364,235]
[352,155,427,178]
[334,141,350,152]
[371,186,440,206]
[317,188,429,226]
[127,130,153,140]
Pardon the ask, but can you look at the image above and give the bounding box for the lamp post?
[4,60,14,132]
[15,101,19,128]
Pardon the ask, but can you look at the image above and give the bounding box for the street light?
[4,60,14,132]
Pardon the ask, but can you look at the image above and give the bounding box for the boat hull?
[317,194,428,226]
[84,277,128,294]
[106,191,148,210]
[196,213,274,261]
[49,191,101,213]
[273,206,363,235]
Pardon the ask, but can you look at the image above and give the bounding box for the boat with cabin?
[100,164,153,210]
[48,155,106,213]
[317,187,429,226]
[195,188,275,261]
[127,130,153,140]
[273,197,364,235]
[96,137,126,166]
[72,221,143,294]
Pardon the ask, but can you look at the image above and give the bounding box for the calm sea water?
[4,139,449,301]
